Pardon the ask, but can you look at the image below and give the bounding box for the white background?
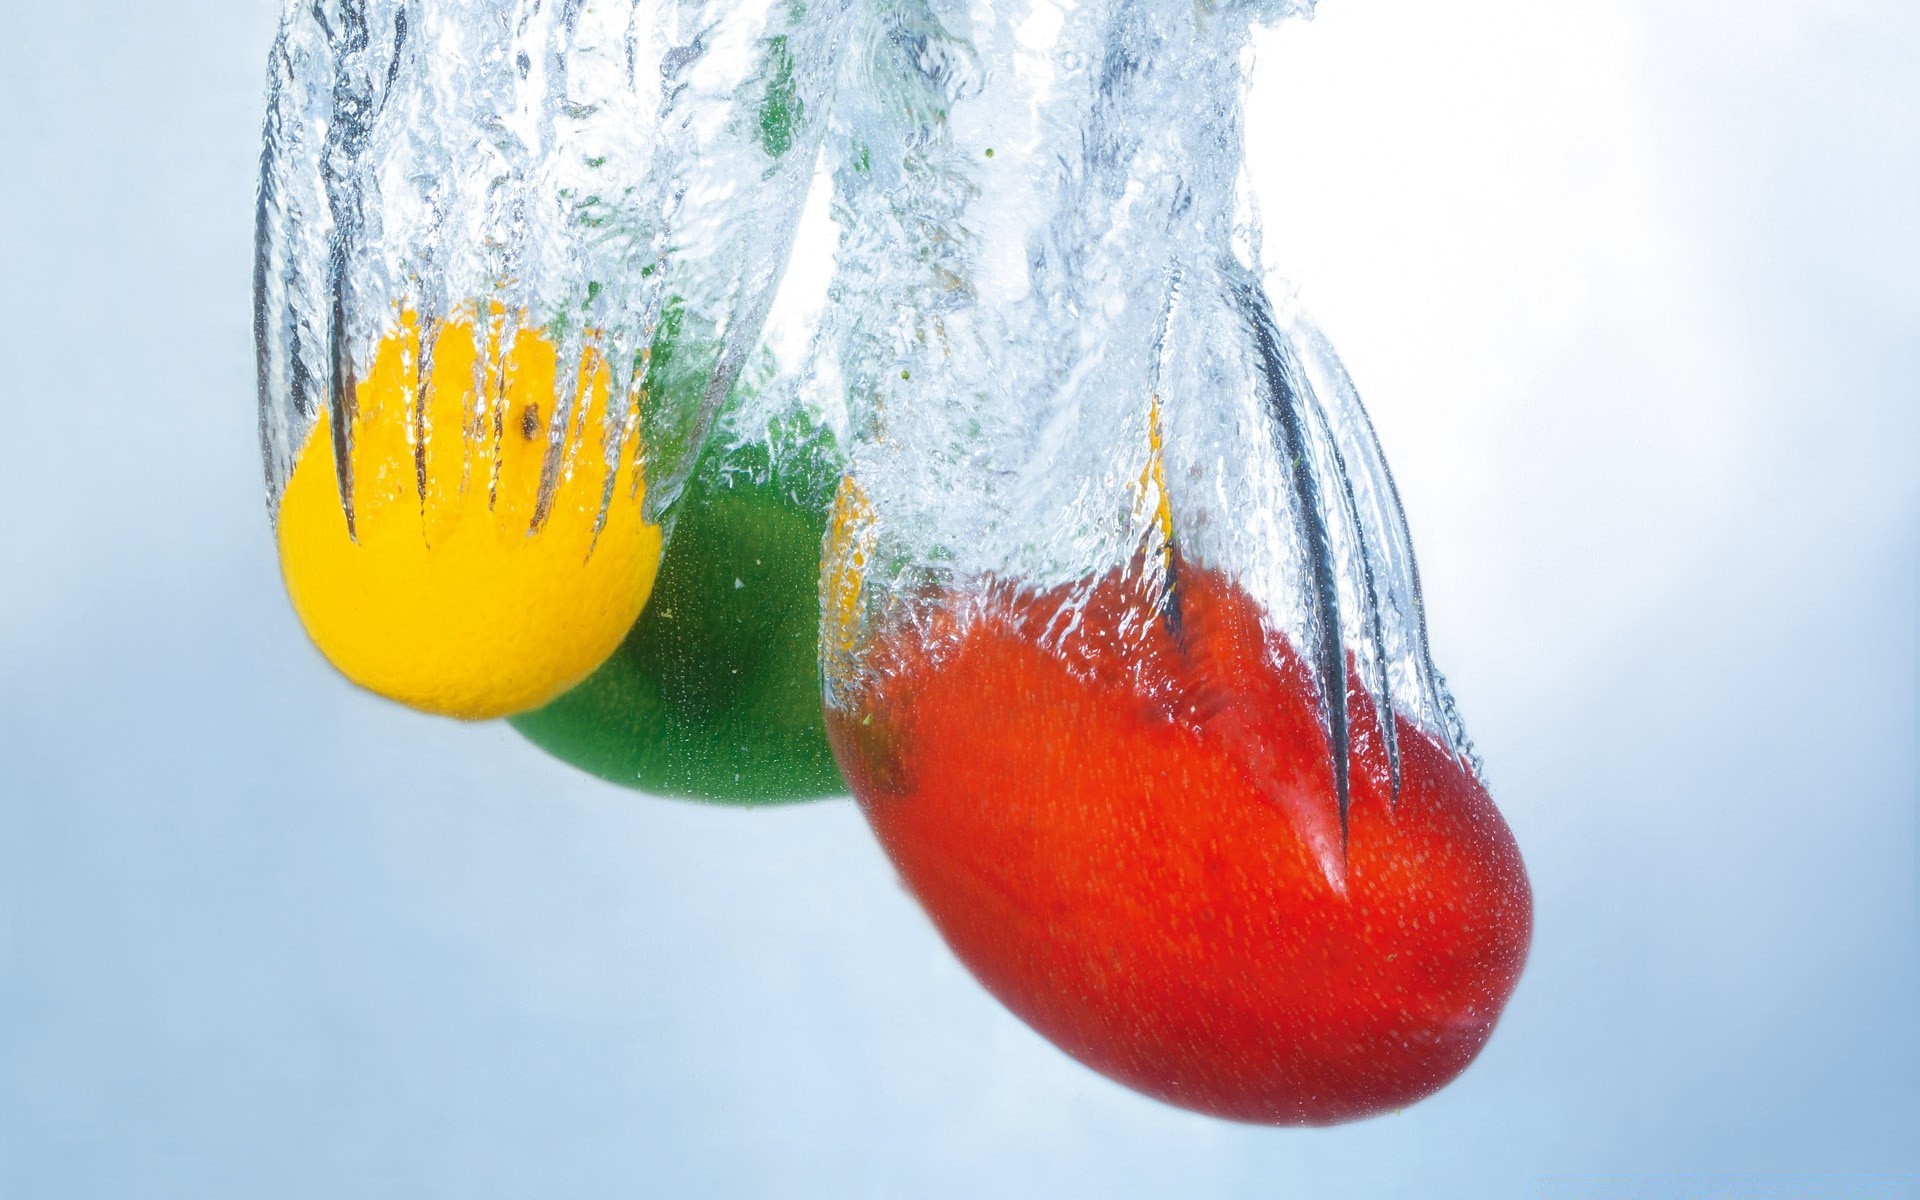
[1,0,1915,1195]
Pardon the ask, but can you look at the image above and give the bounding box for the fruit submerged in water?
[828,563,1531,1125]
[276,311,662,720]
[510,439,844,803]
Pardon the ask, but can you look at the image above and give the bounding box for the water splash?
[256,0,849,529]
[818,0,1478,856]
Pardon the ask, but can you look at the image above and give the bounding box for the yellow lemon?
[276,309,663,720]
[822,475,875,667]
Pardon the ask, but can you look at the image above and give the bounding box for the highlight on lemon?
[275,308,663,720]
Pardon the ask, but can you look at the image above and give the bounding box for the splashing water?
[818,0,1530,1123]
[255,0,847,718]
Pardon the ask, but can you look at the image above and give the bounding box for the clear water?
[254,0,849,526]
[818,0,1475,813]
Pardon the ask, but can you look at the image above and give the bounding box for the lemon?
[275,309,663,720]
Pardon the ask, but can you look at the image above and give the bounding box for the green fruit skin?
[509,461,844,804]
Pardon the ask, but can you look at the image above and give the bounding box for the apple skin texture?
[828,563,1532,1124]
[511,441,844,804]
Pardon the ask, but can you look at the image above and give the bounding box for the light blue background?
[1,1,1915,1196]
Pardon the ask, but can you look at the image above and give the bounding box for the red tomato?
[828,563,1531,1124]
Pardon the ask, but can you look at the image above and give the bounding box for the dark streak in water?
[1239,279,1349,849]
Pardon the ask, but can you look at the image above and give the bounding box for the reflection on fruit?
[276,310,662,720]
[829,562,1531,1125]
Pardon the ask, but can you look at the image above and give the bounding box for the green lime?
[509,435,844,804]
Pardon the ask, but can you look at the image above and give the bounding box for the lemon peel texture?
[275,310,663,720]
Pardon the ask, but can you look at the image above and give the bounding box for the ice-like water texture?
[255,0,847,524]
[820,0,1475,818]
